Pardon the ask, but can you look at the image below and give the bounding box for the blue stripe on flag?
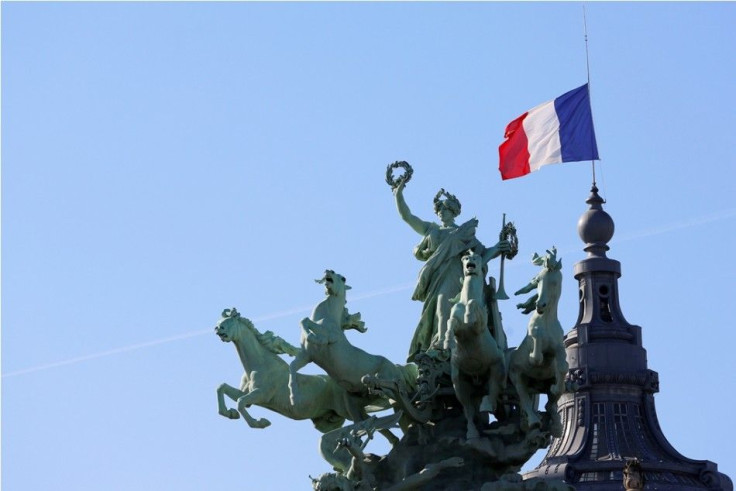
[554,84,599,162]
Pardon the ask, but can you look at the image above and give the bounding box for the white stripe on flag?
[523,100,561,172]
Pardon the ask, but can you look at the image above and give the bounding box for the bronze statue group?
[215,163,572,491]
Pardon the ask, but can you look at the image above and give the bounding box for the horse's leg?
[545,352,568,437]
[288,349,311,406]
[234,388,272,429]
[345,393,399,446]
[464,299,476,326]
[344,392,367,423]
[217,383,244,419]
[480,354,506,416]
[529,325,543,366]
[509,362,540,430]
[544,390,563,438]
[552,347,569,397]
[435,292,452,350]
[444,306,462,351]
[544,380,563,437]
[451,362,480,440]
[374,372,403,446]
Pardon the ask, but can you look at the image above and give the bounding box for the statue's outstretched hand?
[484,239,512,261]
[393,180,406,197]
[496,239,512,255]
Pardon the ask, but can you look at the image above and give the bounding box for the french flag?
[499,84,599,180]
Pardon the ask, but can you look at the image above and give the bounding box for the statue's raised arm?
[388,161,431,237]
[481,240,510,264]
[394,180,432,237]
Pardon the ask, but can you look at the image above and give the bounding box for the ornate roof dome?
[525,184,732,490]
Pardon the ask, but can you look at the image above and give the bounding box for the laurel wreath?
[500,222,519,260]
[385,161,414,190]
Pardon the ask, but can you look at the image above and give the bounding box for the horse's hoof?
[255,418,272,429]
[219,409,239,419]
[479,396,495,413]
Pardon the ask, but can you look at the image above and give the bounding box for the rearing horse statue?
[447,249,507,440]
[288,270,417,417]
[214,308,359,433]
[508,247,568,436]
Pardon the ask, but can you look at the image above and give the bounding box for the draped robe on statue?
[408,218,483,361]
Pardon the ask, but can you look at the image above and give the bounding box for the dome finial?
[577,185,614,257]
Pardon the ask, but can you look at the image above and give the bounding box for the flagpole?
[583,3,597,187]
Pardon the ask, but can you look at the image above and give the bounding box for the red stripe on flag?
[499,112,531,180]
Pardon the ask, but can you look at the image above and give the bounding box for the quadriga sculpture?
[288,270,417,407]
[447,249,507,440]
[508,248,568,436]
[213,164,578,490]
[215,308,363,433]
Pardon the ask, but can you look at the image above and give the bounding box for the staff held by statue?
[495,213,518,300]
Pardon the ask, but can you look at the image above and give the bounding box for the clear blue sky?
[3,2,735,490]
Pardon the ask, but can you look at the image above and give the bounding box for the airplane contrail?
[613,208,736,243]
[2,330,213,378]
[4,209,735,378]
[1,283,415,378]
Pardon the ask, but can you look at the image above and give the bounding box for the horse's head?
[215,307,241,343]
[532,248,562,314]
[531,247,562,271]
[461,249,486,278]
[315,270,351,297]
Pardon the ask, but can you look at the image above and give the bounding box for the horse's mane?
[258,328,301,357]
[223,308,301,357]
[532,247,562,271]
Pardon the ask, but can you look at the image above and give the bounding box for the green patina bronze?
[447,249,508,441]
[215,309,363,433]
[508,248,568,437]
[213,163,573,490]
